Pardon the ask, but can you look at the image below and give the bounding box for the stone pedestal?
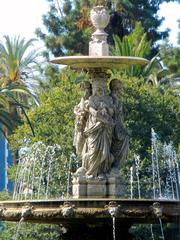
[72,176,87,199]
[107,177,123,198]
[72,175,123,198]
[87,178,107,198]
[89,40,109,56]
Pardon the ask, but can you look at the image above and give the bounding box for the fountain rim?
[1,198,180,224]
[1,198,180,205]
[50,56,149,69]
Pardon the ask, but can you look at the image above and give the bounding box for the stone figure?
[74,79,115,178]
[73,81,92,159]
[109,79,129,176]
[74,78,128,179]
[82,81,115,177]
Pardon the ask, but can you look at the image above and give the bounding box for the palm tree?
[110,25,180,96]
[0,87,14,134]
[110,22,151,77]
[0,35,40,88]
[0,81,35,135]
[0,35,40,133]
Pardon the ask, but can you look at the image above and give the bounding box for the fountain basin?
[0,199,180,224]
[50,56,149,69]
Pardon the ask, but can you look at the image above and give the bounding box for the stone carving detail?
[89,6,109,56]
[90,5,110,30]
[73,6,129,198]
[74,77,129,178]
[60,202,75,217]
[73,81,92,161]
[106,201,121,217]
[109,79,129,176]
[152,202,163,218]
[21,203,33,219]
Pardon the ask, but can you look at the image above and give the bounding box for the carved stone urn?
[89,5,110,55]
[90,5,110,30]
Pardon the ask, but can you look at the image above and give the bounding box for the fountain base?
[1,199,180,239]
[72,176,123,198]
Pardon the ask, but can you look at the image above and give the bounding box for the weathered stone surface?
[89,41,109,56]
[107,177,124,198]
[87,178,107,198]
[89,5,109,56]
[1,199,180,223]
[72,176,87,199]
[50,56,149,69]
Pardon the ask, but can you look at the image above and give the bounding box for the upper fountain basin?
[50,56,149,69]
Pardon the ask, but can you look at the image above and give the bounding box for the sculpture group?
[74,78,129,179]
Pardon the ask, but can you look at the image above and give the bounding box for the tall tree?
[0,36,40,89]
[0,87,14,133]
[36,0,179,58]
[0,36,40,130]
[111,22,151,77]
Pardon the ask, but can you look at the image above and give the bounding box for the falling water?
[174,149,180,199]
[150,224,155,240]
[113,217,116,240]
[13,142,65,200]
[174,149,180,190]
[29,150,38,200]
[13,217,24,240]
[135,155,141,199]
[151,129,162,199]
[45,147,54,199]
[151,129,179,200]
[130,166,133,199]
[162,141,180,200]
[13,157,22,200]
[66,153,73,198]
[167,143,179,199]
[148,129,179,240]
[37,151,46,199]
[167,146,175,199]
[159,218,165,240]
[151,134,156,199]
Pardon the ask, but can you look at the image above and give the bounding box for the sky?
[158,2,180,45]
[0,1,179,47]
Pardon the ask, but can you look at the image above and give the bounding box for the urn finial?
[89,5,110,56]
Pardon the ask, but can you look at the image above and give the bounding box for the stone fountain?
[0,5,180,240]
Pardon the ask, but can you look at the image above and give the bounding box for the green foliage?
[116,74,180,200]
[122,76,179,153]
[36,0,176,58]
[0,82,35,133]
[0,35,41,133]
[111,22,151,58]
[159,41,180,73]
[0,35,40,88]
[111,22,151,76]
[36,0,92,57]
[9,68,82,156]
[0,191,11,201]
[0,222,61,240]
[0,190,61,240]
[142,42,180,96]
[10,70,179,176]
[0,89,14,132]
